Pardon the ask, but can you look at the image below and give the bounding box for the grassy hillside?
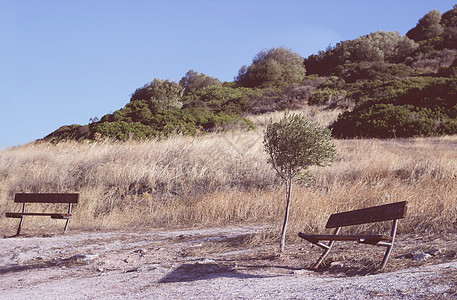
[42,5,457,142]
[2,109,456,237]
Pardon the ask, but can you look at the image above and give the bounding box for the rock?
[69,254,99,262]
[148,264,160,269]
[403,253,414,259]
[198,258,216,264]
[330,261,344,268]
[413,253,432,261]
[292,269,310,275]
[124,258,134,263]
[427,249,442,256]
[132,249,147,255]
[125,267,142,273]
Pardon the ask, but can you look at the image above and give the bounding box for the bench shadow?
[0,255,92,275]
[312,258,384,276]
[159,262,279,283]
[0,261,57,275]
[3,233,57,239]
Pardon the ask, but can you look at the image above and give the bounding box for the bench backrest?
[14,193,79,204]
[325,201,407,228]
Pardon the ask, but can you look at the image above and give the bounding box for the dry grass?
[1,108,456,239]
[246,106,343,128]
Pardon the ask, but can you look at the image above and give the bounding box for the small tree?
[263,113,336,254]
[236,47,306,88]
[179,70,222,95]
[130,78,184,112]
[407,10,444,41]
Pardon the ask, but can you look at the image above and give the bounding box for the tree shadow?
[311,257,385,276]
[159,262,279,283]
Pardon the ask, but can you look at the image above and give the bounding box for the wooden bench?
[298,201,407,269]
[5,193,79,236]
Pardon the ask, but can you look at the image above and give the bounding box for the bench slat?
[298,233,393,243]
[14,193,79,204]
[6,212,71,218]
[325,201,407,228]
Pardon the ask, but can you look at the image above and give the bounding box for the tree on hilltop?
[236,47,306,88]
[130,78,184,113]
[441,4,457,28]
[407,9,444,41]
[179,70,222,95]
[305,31,417,75]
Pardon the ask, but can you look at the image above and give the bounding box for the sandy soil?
[1,226,456,299]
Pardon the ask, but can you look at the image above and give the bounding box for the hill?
[43,5,457,142]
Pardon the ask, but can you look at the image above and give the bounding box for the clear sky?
[1,0,456,148]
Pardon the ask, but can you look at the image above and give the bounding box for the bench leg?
[63,203,73,234]
[15,203,27,236]
[16,216,25,236]
[312,227,341,269]
[380,219,398,269]
[63,217,71,233]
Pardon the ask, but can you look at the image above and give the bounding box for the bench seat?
[6,212,72,219]
[298,233,393,243]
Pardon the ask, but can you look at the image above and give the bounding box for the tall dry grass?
[1,108,456,239]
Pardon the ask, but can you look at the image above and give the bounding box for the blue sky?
[1,0,456,148]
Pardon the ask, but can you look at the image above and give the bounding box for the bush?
[331,77,457,138]
[183,85,259,115]
[304,31,418,76]
[309,88,347,105]
[42,125,91,143]
[130,79,184,113]
[331,103,457,138]
[93,121,157,140]
[179,70,222,95]
[236,47,306,88]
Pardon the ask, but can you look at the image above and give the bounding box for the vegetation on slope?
[44,5,457,141]
[331,78,457,138]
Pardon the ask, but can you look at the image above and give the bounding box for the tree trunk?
[279,177,292,254]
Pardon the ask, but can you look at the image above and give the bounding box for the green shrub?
[309,88,346,105]
[42,124,91,143]
[93,121,157,140]
[331,102,457,138]
[184,85,259,114]
[130,78,184,112]
[236,47,306,88]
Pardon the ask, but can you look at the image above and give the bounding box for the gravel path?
[1,227,456,299]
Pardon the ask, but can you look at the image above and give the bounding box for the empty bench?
[5,193,79,236]
[298,201,407,269]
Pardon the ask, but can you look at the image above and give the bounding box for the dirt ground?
[1,226,456,299]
